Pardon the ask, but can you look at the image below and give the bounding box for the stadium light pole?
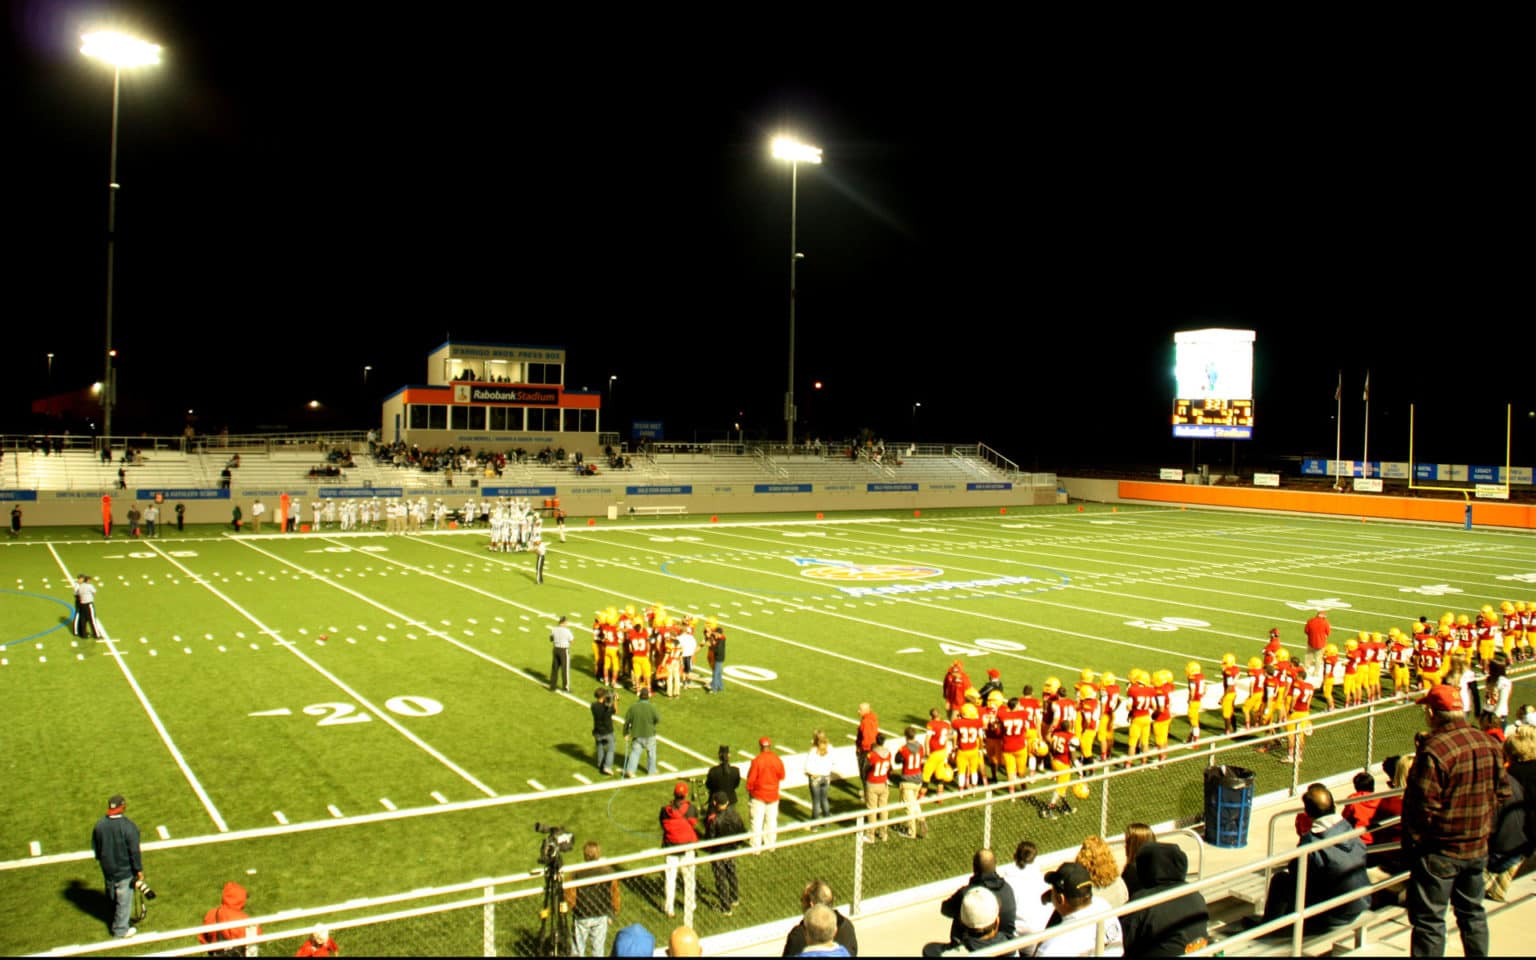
[771,135,821,449]
[81,30,161,450]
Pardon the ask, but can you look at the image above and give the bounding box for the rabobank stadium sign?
[454,385,559,405]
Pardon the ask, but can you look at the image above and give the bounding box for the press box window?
[428,405,447,430]
[409,404,429,429]
[451,406,469,430]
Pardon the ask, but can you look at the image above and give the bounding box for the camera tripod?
[537,856,573,957]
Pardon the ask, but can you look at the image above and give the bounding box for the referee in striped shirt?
[74,575,103,639]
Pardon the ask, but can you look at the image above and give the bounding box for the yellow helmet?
[1221,653,1237,667]
[1424,636,1441,652]
[1457,614,1470,626]
[986,690,1006,707]
[1324,643,1339,657]
[1131,668,1151,684]
[1371,632,1384,643]
[961,703,979,720]
[1482,604,1496,615]
[1275,650,1291,662]
[964,687,980,702]
[1185,661,1202,678]
[1080,668,1098,684]
[1358,630,1371,641]
[1042,677,1061,695]
[1440,612,1454,626]
[1033,737,1051,756]
[1502,601,1516,614]
[1345,638,1359,650]
[625,604,636,616]
[706,617,718,629]
[1072,781,1091,800]
[1153,669,1173,686]
[1412,621,1427,635]
[1247,657,1263,671]
[1438,625,1452,637]
[1388,626,1402,638]
[1517,602,1528,613]
[1100,670,1117,685]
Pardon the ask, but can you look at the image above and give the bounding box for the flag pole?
[1334,370,1343,490]
[1362,370,1371,478]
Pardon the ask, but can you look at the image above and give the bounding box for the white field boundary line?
[235,535,718,773]
[590,528,1214,665]
[45,543,230,834]
[1108,501,1536,540]
[0,760,730,874]
[855,520,1518,628]
[412,534,1079,677]
[146,541,498,798]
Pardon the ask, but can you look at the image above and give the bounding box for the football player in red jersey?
[1018,684,1045,772]
[1097,672,1121,761]
[1184,661,1206,743]
[1039,720,1082,819]
[892,727,929,839]
[950,704,986,790]
[1219,654,1241,734]
[1076,676,1102,760]
[1282,670,1318,764]
[1151,669,1175,760]
[1261,628,1283,669]
[995,697,1032,791]
[1124,669,1155,767]
[922,707,954,801]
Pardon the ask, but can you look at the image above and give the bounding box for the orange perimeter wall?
[1118,481,1536,531]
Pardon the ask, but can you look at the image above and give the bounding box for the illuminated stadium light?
[80,31,162,68]
[771,136,822,164]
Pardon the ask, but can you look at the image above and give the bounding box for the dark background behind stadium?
[7,5,1528,470]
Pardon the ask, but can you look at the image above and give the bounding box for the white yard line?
[46,543,230,833]
[148,541,498,798]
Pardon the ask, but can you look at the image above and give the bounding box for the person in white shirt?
[803,731,835,823]
[250,499,266,533]
[678,624,698,689]
[999,840,1055,939]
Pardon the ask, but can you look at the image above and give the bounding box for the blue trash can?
[1203,764,1255,848]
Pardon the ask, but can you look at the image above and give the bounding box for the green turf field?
[2,503,1532,954]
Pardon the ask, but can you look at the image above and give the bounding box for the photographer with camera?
[91,793,144,938]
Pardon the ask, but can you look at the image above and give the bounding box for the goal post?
[1408,402,1512,497]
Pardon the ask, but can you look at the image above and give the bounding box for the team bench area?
[629,505,688,516]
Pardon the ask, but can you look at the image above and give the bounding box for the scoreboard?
[1173,398,1254,439]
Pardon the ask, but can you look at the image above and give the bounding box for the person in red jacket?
[659,782,699,918]
[198,881,261,953]
[294,924,340,957]
[943,661,971,719]
[746,737,785,852]
[856,702,880,798]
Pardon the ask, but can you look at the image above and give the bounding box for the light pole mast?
[772,136,821,449]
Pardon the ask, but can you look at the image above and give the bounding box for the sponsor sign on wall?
[754,484,813,494]
[1253,473,1281,487]
[627,485,692,496]
[1159,468,1185,481]
[135,488,230,500]
[1353,477,1384,493]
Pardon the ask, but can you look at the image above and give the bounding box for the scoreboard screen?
[1173,398,1254,438]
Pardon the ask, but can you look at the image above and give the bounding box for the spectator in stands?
[1247,783,1368,936]
[667,925,701,957]
[938,849,1016,947]
[702,790,745,914]
[781,879,858,957]
[923,887,1008,957]
[1367,754,1411,873]
[1076,835,1129,907]
[1341,770,1382,844]
[797,904,851,958]
[1029,861,1126,957]
[565,840,620,957]
[1119,840,1208,956]
[219,466,231,489]
[1119,823,1155,896]
[1486,729,1535,901]
[611,923,654,957]
[1403,684,1511,957]
[998,840,1053,940]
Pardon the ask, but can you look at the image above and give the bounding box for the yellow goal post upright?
[1407,402,1512,497]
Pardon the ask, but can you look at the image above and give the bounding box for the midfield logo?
[790,557,943,582]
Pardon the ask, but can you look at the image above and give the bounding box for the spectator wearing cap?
[90,793,143,938]
[1304,610,1330,674]
[659,782,699,919]
[938,849,1017,947]
[747,736,785,851]
[1029,861,1125,957]
[702,790,746,914]
[1404,683,1512,957]
[1119,840,1208,956]
[782,879,859,957]
[622,686,660,778]
[978,668,1005,704]
[922,887,1008,957]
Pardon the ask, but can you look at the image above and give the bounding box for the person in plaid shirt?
[1403,683,1512,957]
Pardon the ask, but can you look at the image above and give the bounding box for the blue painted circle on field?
[656,559,1071,597]
[0,589,76,648]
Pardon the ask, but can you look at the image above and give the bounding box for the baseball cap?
[958,886,1000,930]
[1417,684,1461,712]
[711,790,731,806]
[612,923,656,956]
[758,736,773,749]
[108,794,126,810]
[987,668,1001,678]
[1043,862,1094,899]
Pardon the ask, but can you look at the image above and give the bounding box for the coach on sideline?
[549,616,573,692]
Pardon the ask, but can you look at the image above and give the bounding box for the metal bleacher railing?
[33,683,1453,958]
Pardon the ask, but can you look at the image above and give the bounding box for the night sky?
[7,4,1529,470]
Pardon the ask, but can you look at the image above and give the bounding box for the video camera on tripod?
[535,822,574,868]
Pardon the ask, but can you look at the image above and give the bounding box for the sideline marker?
[587,518,596,526]
[1077,505,1084,512]
[1000,507,1007,515]
[914,510,921,518]
[816,512,824,519]
[711,516,718,523]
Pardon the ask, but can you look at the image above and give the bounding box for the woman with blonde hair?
[1077,835,1130,906]
[804,729,834,824]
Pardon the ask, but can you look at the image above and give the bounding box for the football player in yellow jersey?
[1150,669,1175,758]
[1266,650,1294,723]
[1519,601,1534,662]
[1096,672,1121,762]
[1341,638,1362,707]
[1388,630,1414,696]
[1501,601,1520,659]
[1124,669,1155,767]
[1075,670,1100,759]
[1241,657,1265,729]
[1184,661,1206,743]
[1320,644,1342,709]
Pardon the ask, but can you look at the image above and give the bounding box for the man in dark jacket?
[1253,784,1369,935]
[703,791,746,914]
[939,849,1017,946]
[1120,841,1208,956]
[705,745,743,808]
[91,793,143,938]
